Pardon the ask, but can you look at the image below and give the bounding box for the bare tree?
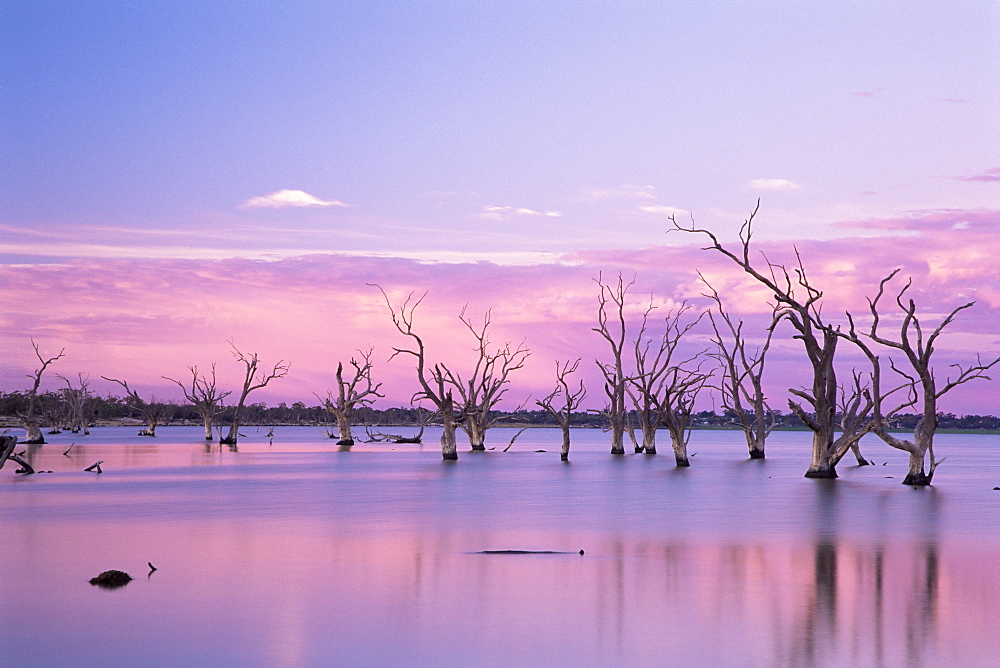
[318,349,384,446]
[592,273,634,454]
[536,359,587,461]
[101,377,167,436]
[373,285,463,460]
[651,305,711,467]
[625,300,669,454]
[445,307,530,450]
[164,365,231,441]
[21,340,65,444]
[702,277,777,459]
[859,269,999,485]
[672,205,844,478]
[58,372,94,435]
[219,344,289,446]
[829,369,874,467]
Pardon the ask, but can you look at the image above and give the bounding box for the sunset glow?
[2,2,997,415]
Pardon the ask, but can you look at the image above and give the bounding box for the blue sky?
[3,1,997,262]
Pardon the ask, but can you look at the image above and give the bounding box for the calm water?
[2,426,999,667]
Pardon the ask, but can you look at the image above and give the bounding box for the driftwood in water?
[1,435,34,474]
[1,435,17,469]
[478,549,585,555]
[502,427,528,453]
[89,570,132,588]
[85,460,104,473]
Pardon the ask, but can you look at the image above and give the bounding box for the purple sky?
[2,2,998,414]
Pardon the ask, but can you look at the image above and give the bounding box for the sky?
[1,1,998,415]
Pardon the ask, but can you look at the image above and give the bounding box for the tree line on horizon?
[4,206,998,485]
[2,390,997,432]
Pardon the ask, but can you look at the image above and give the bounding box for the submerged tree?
[593,273,634,455]
[319,349,384,446]
[672,205,845,478]
[640,304,711,467]
[856,269,999,485]
[58,372,94,435]
[374,285,463,460]
[626,300,671,454]
[21,341,65,444]
[537,359,587,461]
[101,377,167,436]
[445,307,530,451]
[164,365,231,441]
[219,344,289,446]
[702,277,777,459]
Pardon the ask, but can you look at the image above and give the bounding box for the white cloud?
[583,184,657,200]
[240,189,349,209]
[746,178,801,191]
[638,204,689,217]
[479,205,563,221]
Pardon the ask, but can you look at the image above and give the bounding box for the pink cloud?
[2,221,998,415]
[957,168,1000,183]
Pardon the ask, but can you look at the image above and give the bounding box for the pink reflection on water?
[3,521,999,666]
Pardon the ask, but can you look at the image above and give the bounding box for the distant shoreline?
[1,419,997,436]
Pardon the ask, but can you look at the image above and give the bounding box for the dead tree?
[373,285,463,460]
[445,307,530,450]
[219,344,289,446]
[58,372,94,435]
[650,307,711,467]
[164,365,231,441]
[593,273,634,454]
[318,349,384,446]
[702,276,777,459]
[380,406,429,443]
[829,370,874,466]
[20,341,65,444]
[672,205,844,478]
[861,270,1000,485]
[101,377,167,436]
[536,359,587,461]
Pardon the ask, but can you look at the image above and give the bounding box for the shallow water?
[2,426,999,666]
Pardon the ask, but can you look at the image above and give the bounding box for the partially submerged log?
[85,460,104,473]
[477,549,585,555]
[89,570,132,588]
[1,435,34,474]
[1,435,17,470]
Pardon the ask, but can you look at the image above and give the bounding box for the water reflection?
[2,522,998,666]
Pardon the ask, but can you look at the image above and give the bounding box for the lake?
[2,426,999,666]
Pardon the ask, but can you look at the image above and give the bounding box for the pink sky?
[3,208,997,415]
[2,4,998,415]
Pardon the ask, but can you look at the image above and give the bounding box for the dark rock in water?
[993,487,1000,491]
[89,570,133,588]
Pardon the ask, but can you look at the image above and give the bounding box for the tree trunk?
[222,415,241,445]
[668,429,690,467]
[464,417,487,451]
[23,421,45,445]
[560,426,571,461]
[199,410,214,441]
[441,411,458,460]
[336,413,354,446]
[902,450,932,486]
[609,420,625,455]
[747,421,766,459]
[638,420,657,454]
[805,427,838,478]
